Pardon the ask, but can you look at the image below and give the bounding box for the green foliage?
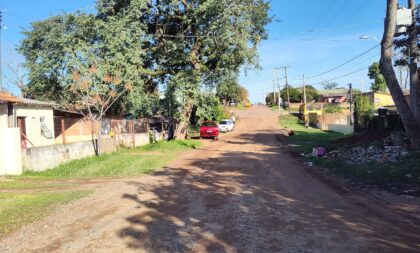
[354,95,375,117]
[265,92,277,106]
[20,9,148,118]
[368,62,387,92]
[280,86,300,103]
[300,85,320,102]
[323,104,344,113]
[280,114,346,153]
[20,0,270,132]
[321,81,339,90]
[194,92,229,123]
[216,74,240,104]
[0,191,88,237]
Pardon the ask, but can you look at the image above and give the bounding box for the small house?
[319,88,349,104]
[0,92,56,148]
[361,91,395,108]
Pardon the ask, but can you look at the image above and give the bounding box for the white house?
[0,92,56,148]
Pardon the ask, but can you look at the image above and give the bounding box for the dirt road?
[1,106,420,253]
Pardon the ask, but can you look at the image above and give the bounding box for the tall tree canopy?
[20,0,270,138]
[19,7,149,117]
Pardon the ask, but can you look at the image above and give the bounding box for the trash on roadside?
[304,161,314,167]
[312,147,326,157]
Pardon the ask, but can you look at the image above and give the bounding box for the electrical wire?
[298,44,380,80]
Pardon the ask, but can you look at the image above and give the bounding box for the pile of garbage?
[324,132,411,165]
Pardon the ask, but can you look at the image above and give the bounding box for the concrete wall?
[15,105,55,147]
[22,137,117,172]
[319,112,354,134]
[0,104,7,128]
[118,133,150,148]
[0,128,23,175]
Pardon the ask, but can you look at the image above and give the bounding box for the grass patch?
[280,114,347,153]
[317,154,420,190]
[21,140,201,179]
[0,181,70,190]
[0,191,88,237]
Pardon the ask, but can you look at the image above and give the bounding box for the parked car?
[218,119,234,132]
[200,121,219,139]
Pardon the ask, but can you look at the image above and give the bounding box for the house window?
[40,116,53,139]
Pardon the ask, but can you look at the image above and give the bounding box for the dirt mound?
[332,131,390,146]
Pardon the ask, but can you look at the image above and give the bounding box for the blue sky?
[0,0,404,102]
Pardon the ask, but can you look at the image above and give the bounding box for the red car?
[200,121,219,139]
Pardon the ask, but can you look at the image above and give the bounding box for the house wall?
[22,137,117,172]
[15,105,55,147]
[0,128,22,175]
[0,104,7,128]
[364,92,395,108]
[312,112,354,134]
[373,93,395,108]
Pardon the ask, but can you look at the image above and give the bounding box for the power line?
[275,20,382,38]
[313,65,371,85]
[301,44,379,80]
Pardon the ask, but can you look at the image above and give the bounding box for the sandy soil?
[1,106,419,253]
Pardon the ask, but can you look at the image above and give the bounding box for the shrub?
[323,104,344,113]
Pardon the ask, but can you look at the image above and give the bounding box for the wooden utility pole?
[408,0,420,123]
[275,70,281,110]
[303,74,307,104]
[275,66,290,111]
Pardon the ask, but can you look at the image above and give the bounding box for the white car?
[218,119,234,132]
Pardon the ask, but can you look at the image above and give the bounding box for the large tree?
[380,0,420,149]
[98,0,270,138]
[20,6,150,117]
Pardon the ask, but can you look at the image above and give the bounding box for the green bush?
[323,104,344,113]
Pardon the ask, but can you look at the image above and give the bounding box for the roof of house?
[0,92,21,103]
[0,92,56,107]
[318,88,349,97]
[361,91,392,96]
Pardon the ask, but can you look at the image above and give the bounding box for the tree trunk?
[409,0,420,123]
[173,102,194,140]
[380,0,420,150]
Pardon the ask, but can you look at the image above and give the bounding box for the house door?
[17,117,27,149]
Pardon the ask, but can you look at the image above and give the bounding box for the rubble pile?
[326,132,411,165]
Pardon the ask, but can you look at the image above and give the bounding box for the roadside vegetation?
[21,140,200,179]
[0,139,200,237]
[280,114,345,153]
[0,189,88,238]
[280,113,420,195]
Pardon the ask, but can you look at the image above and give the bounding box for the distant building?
[0,92,56,148]
[361,91,395,108]
[318,88,349,104]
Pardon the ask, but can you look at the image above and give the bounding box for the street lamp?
[359,35,380,44]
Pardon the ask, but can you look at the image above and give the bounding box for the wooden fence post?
[61,118,66,144]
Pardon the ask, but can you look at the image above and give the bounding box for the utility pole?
[303,74,307,104]
[348,83,353,112]
[275,66,290,111]
[276,71,281,110]
[408,0,420,123]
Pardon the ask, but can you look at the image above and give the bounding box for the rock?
[406,174,413,179]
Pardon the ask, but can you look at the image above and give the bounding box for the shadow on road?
[118,130,420,253]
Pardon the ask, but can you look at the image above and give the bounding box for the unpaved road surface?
[1,106,420,253]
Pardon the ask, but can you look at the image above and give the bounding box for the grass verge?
[280,114,420,193]
[0,191,89,237]
[280,114,346,153]
[21,140,201,179]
